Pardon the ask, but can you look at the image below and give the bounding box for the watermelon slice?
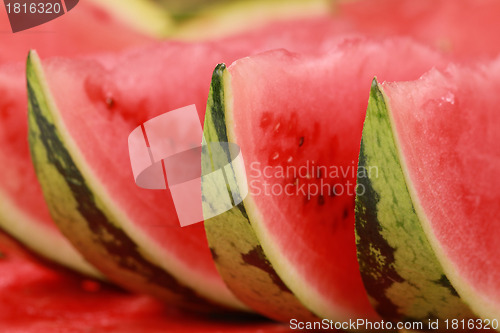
[0,230,293,332]
[356,62,500,325]
[201,38,445,322]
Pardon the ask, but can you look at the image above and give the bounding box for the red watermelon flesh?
[335,0,500,60]
[221,38,445,320]
[0,231,293,332]
[380,60,500,321]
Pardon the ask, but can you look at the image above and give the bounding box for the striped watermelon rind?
[355,79,476,326]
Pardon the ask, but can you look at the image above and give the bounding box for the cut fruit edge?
[375,79,500,323]
[26,50,247,311]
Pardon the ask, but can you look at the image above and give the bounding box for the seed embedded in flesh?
[299,137,305,147]
[106,96,115,108]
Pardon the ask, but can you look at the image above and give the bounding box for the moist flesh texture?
[332,0,500,61]
[225,38,445,320]
[382,62,500,320]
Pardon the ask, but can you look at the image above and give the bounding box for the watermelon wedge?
[27,48,244,311]
[0,230,292,332]
[202,38,445,322]
[356,62,500,326]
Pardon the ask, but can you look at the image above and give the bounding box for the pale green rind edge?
[26,50,232,312]
[0,188,102,278]
[202,64,318,323]
[355,79,477,327]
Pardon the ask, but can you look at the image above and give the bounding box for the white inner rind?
[0,189,102,278]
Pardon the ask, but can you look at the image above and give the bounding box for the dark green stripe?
[355,79,475,327]
[202,64,316,321]
[356,137,404,322]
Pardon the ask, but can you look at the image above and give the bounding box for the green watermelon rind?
[170,0,332,40]
[355,79,478,325]
[26,51,244,312]
[202,64,318,322]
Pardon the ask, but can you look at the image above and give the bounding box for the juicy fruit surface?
[0,231,293,332]
[198,0,500,60]
[332,0,500,60]
[381,63,500,320]
[222,38,444,320]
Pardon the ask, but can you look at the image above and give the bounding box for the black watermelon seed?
[343,207,349,219]
[299,137,304,147]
